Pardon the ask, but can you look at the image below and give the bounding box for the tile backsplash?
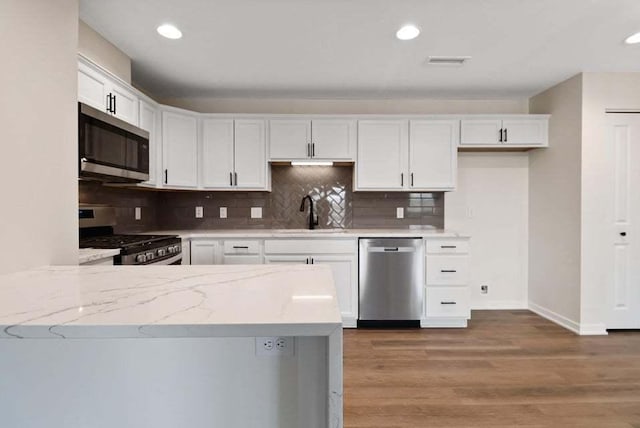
[79,166,444,232]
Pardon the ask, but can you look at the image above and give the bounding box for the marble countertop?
[147,228,467,239]
[0,265,342,339]
[78,248,120,264]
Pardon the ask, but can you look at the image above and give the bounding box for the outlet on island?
[255,337,294,357]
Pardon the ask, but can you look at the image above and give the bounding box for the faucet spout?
[299,195,318,230]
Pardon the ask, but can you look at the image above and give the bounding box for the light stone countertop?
[78,248,120,264]
[0,265,342,339]
[146,228,468,239]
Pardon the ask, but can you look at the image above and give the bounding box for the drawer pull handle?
[441,301,457,305]
[440,245,457,249]
[232,246,249,249]
[441,269,457,273]
[384,247,399,252]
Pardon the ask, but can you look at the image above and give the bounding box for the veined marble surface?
[78,248,120,264]
[0,265,342,339]
[144,228,468,239]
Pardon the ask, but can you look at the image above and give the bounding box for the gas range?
[79,205,182,265]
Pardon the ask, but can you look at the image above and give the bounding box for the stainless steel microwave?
[78,102,150,183]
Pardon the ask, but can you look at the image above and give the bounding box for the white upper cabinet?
[356,120,408,190]
[268,118,355,161]
[409,120,458,191]
[138,100,160,187]
[201,118,268,190]
[77,61,139,126]
[162,110,198,188]
[460,116,549,147]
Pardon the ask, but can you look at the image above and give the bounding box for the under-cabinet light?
[290,161,334,166]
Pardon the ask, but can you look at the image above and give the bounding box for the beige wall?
[528,74,583,327]
[157,97,528,114]
[78,20,131,84]
[0,0,79,274]
[580,73,640,329]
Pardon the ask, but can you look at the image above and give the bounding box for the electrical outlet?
[219,207,227,219]
[396,207,404,219]
[134,207,141,221]
[256,337,294,357]
[481,285,489,294]
[195,206,204,218]
[251,207,262,219]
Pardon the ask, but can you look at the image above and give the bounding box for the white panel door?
[312,254,357,325]
[311,119,356,160]
[502,119,548,146]
[78,64,108,111]
[201,119,235,188]
[356,120,408,190]
[606,114,640,329]
[460,119,502,145]
[109,82,139,125]
[269,119,311,160]
[190,240,219,265]
[234,119,267,189]
[138,100,158,186]
[409,120,458,190]
[162,111,198,188]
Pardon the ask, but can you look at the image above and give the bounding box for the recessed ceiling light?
[157,24,182,40]
[625,31,640,44]
[396,24,420,41]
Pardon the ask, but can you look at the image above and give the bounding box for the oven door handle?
[151,254,182,265]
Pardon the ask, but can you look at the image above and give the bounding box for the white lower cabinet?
[264,239,358,327]
[423,238,471,328]
[190,239,219,265]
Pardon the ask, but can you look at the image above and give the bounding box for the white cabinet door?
[190,240,219,265]
[138,100,159,186]
[201,119,235,188]
[78,63,108,112]
[460,119,502,145]
[312,119,356,160]
[502,119,548,146]
[269,119,311,160]
[312,254,357,326]
[409,120,458,190]
[109,82,139,125]
[162,111,198,188]
[234,119,267,189]
[356,120,408,190]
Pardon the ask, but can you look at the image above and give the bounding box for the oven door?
[152,254,182,265]
[79,103,149,182]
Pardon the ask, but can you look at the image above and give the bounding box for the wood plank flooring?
[344,310,640,428]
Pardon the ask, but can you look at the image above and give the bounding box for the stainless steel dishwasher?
[359,238,424,325]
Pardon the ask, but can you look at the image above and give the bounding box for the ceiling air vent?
[426,56,471,67]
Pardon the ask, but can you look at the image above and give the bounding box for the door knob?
[620,232,627,237]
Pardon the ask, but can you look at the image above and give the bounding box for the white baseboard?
[528,301,608,336]
[420,318,468,328]
[472,300,528,310]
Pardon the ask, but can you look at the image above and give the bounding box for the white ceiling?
[79,0,640,99]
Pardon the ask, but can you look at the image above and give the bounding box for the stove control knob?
[174,245,181,253]
[157,248,166,257]
[136,254,147,263]
[146,252,155,260]
[167,246,174,254]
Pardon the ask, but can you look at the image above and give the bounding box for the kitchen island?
[0,265,343,428]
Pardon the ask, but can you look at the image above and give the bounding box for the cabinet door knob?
[499,128,503,142]
[620,232,627,237]
[504,128,508,142]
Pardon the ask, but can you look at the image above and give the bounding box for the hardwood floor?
[344,310,640,428]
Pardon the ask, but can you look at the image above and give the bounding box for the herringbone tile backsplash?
[81,166,444,231]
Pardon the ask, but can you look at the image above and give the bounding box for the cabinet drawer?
[426,255,468,285]
[223,240,261,255]
[426,239,469,254]
[426,287,470,318]
[264,239,356,254]
[222,255,262,264]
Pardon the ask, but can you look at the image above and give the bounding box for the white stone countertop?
[78,248,120,264]
[0,265,342,339]
[145,228,468,239]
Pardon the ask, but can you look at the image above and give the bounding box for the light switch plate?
[251,207,262,219]
[220,207,227,219]
[195,206,204,218]
[396,207,404,219]
[134,207,141,220]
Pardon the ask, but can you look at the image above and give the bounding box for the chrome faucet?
[299,195,318,230]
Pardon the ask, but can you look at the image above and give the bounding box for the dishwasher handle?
[368,246,417,253]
